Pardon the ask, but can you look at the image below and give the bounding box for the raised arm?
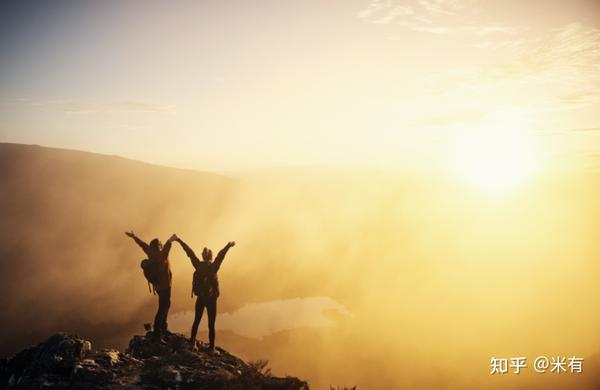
[125,231,151,256]
[162,234,177,257]
[174,236,201,269]
[214,241,235,271]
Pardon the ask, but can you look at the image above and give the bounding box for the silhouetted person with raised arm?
[125,231,176,341]
[173,235,235,351]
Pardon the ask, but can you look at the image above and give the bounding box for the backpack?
[191,263,218,298]
[140,258,159,294]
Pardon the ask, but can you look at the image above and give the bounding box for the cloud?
[9,98,179,115]
[411,110,486,127]
[468,26,521,35]
[422,22,600,112]
[115,101,177,113]
[358,0,445,26]
[358,0,520,36]
[410,25,450,34]
[517,23,600,107]
[560,90,600,105]
[378,21,600,150]
[468,37,540,50]
[373,5,415,25]
[418,0,458,16]
[357,0,395,20]
[568,127,600,134]
[536,127,600,138]
[169,296,351,339]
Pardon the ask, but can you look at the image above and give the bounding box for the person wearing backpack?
[172,235,235,351]
[125,231,176,341]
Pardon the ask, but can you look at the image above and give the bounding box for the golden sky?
[1,0,599,175]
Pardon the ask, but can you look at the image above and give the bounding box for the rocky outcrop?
[0,332,308,389]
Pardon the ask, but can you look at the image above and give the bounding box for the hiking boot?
[150,331,167,344]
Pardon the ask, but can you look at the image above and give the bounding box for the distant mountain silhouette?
[0,143,237,355]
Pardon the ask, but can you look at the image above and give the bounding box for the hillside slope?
[0,143,237,354]
[0,332,308,389]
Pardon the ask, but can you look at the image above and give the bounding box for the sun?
[451,123,541,195]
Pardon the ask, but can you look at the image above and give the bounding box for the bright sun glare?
[452,121,541,195]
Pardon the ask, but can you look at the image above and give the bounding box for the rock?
[0,332,309,390]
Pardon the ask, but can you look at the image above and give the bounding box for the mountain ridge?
[0,142,232,179]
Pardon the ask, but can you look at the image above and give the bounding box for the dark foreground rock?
[0,332,308,389]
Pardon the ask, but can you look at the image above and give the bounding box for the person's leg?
[154,288,169,338]
[190,297,205,347]
[161,288,171,334]
[153,290,164,337]
[207,298,217,350]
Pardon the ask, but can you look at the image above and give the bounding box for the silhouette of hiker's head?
[149,238,162,251]
[202,247,213,262]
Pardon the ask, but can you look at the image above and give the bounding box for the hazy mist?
[0,143,598,389]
